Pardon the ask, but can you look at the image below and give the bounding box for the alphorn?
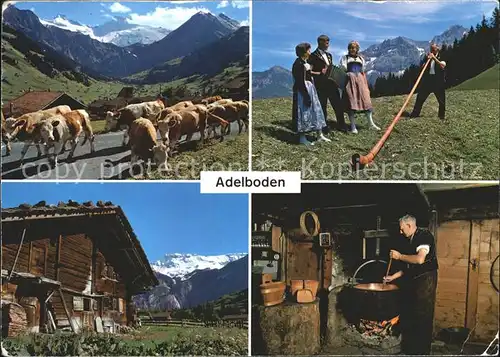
[352,57,432,169]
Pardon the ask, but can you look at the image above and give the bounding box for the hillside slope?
[1,25,124,103]
[130,26,249,84]
[252,66,292,99]
[1,25,247,103]
[252,90,499,180]
[451,63,499,91]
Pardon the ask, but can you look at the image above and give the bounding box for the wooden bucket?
[260,281,285,307]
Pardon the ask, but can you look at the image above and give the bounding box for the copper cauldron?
[348,283,400,321]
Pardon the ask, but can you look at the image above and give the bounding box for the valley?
[1,4,250,181]
[2,5,249,103]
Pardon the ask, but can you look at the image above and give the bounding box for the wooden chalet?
[251,183,499,355]
[87,95,158,119]
[1,200,158,336]
[2,90,86,118]
[224,73,249,101]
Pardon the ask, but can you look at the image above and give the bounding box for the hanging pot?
[347,283,400,321]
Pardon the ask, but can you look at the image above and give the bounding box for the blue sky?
[253,0,498,71]
[9,1,249,29]
[1,182,249,262]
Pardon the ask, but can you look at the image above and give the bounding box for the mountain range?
[40,15,171,47]
[252,25,468,99]
[2,5,246,81]
[134,253,248,310]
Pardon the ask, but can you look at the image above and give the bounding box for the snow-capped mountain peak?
[151,253,247,280]
[39,14,170,46]
[40,15,98,39]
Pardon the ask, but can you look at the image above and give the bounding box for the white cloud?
[231,1,249,9]
[30,7,35,12]
[335,28,367,42]
[127,6,211,30]
[109,2,131,14]
[100,9,105,13]
[299,1,447,24]
[218,1,229,9]
[240,18,249,26]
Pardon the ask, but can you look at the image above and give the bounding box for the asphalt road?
[1,122,241,180]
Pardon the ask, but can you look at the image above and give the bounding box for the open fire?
[358,315,400,337]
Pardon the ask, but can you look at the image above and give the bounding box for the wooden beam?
[465,221,481,330]
[58,288,77,333]
[416,184,431,208]
[429,209,438,257]
[28,241,33,273]
[440,207,499,222]
[92,239,97,295]
[8,228,27,281]
[44,245,48,276]
[56,234,62,281]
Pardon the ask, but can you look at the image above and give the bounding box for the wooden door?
[474,218,499,341]
[434,220,470,331]
[434,218,500,341]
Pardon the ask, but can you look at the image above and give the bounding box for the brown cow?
[201,95,223,105]
[207,101,248,136]
[169,101,194,111]
[105,99,165,146]
[1,111,11,156]
[128,118,169,170]
[37,109,95,164]
[157,105,228,154]
[6,106,73,161]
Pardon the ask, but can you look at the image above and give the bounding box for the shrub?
[2,329,247,356]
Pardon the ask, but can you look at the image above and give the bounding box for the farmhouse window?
[103,297,116,311]
[102,264,117,280]
[73,296,84,311]
[113,298,118,311]
[118,298,124,313]
[84,298,92,312]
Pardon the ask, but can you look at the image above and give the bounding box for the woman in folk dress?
[292,42,331,145]
[340,41,381,134]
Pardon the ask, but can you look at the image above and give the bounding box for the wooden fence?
[141,318,248,329]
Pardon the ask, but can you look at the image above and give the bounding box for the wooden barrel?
[18,297,39,333]
[252,299,321,355]
[260,281,285,307]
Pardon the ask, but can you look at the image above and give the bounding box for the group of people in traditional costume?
[292,35,447,145]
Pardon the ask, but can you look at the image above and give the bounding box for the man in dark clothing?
[308,35,346,133]
[409,43,447,120]
[384,214,439,355]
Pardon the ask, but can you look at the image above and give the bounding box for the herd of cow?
[1,95,249,169]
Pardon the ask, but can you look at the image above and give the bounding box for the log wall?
[1,231,130,329]
[434,218,499,342]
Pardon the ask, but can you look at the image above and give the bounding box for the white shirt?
[304,63,312,71]
[429,57,446,74]
[318,49,330,65]
[339,55,365,72]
